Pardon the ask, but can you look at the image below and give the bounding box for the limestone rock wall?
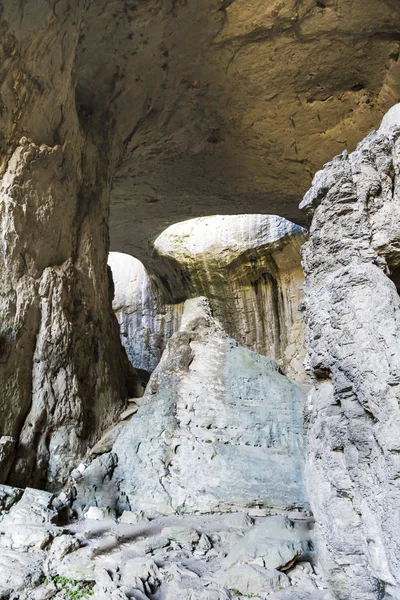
[109,215,307,381]
[77,297,308,516]
[108,253,184,374]
[300,105,400,599]
[0,3,141,491]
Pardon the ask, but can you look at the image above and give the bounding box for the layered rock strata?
[301,104,400,599]
[77,297,308,515]
[109,215,307,380]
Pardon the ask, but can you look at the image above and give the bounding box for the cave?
[1,1,400,599]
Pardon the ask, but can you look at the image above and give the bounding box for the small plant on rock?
[46,575,95,599]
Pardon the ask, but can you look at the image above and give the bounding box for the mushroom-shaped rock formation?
[109,214,307,380]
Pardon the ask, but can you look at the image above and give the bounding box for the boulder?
[215,563,290,596]
[161,526,200,547]
[222,516,311,571]
[87,297,307,515]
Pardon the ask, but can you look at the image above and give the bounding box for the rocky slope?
[0,484,330,600]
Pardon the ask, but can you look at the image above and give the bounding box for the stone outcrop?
[0,138,141,492]
[300,104,400,599]
[0,4,141,490]
[77,297,308,515]
[109,215,307,380]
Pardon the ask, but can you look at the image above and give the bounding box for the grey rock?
[85,506,110,521]
[33,582,58,600]
[300,103,400,597]
[267,592,333,600]
[211,530,244,551]
[222,517,310,571]
[215,563,290,595]
[197,534,213,553]
[89,423,128,457]
[109,215,307,380]
[54,550,97,582]
[119,406,139,421]
[121,558,160,587]
[49,534,80,560]
[0,549,44,592]
[92,297,307,515]
[0,484,23,515]
[0,524,54,551]
[119,510,149,525]
[161,525,200,547]
[164,570,231,600]
[224,512,254,530]
[2,488,57,525]
[130,535,170,555]
[0,137,141,490]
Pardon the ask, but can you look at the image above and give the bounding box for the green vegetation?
[45,576,95,599]
[231,590,257,598]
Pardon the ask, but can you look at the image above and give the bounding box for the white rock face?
[109,214,307,380]
[300,103,400,598]
[108,252,183,373]
[79,297,307,515]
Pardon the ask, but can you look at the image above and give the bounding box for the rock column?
[301,106,400,599]
[0,2,139,490]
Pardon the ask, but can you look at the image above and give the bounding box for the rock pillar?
[301,105,400,599]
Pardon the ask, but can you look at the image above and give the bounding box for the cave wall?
[77,297,308,516]
[0,2,140,490]
[108,252,184,374]
[109,215,307,381]
[301,105,400,599]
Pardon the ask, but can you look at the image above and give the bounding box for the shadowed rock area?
[1,2,400,263]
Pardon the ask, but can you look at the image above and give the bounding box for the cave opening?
[108,213,308,383]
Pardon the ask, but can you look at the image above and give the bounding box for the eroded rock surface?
[108,252,184,374]
[301,104,400,598]
[2,2,399,263]
[109,215,307,380]
[102,0,400,262]
[78,297,307,515]
[0,488,330,600]
[0,4,142,490]
[0,137,140,492]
